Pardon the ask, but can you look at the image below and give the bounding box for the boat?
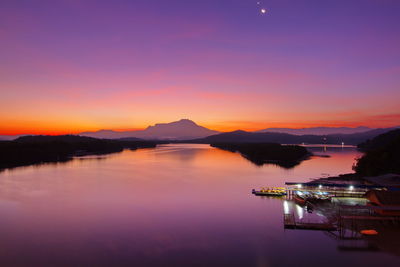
[294,191,307,205]
[294,191,331,205]
[308,192,332,203]
[252,187,286,196]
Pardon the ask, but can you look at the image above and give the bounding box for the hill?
[353,129,400,176]
[358,129,400,152]
[257,126,371,135]
[193,128,397,145]
[0,134,25,141]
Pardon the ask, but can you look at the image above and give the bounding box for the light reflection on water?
[0,144,398,266]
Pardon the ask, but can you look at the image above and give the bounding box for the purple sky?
[1,0,399,134]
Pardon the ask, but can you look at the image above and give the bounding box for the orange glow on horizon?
[0,126,145,136]
[1,118,399,136]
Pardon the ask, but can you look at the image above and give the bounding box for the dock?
[285,182,385,198]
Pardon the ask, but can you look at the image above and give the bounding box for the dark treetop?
[354,129,400,176]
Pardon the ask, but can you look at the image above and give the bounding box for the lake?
[0,144,399,266]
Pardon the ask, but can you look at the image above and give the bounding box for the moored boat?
[294,191,307,205]
[252,187,287,196]
[294,191,331,205]
[309,192,331,203]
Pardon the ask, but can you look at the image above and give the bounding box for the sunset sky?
[1,0,400,135]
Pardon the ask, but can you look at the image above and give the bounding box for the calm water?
[0,144,399,266]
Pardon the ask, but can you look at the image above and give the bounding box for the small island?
[210,142,311,168]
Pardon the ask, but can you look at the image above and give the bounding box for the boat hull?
[294,194,307,205]
[252,189,286,196]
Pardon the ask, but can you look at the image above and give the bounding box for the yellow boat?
[252,187,287,196]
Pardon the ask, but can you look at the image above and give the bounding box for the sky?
[1,0,400,135]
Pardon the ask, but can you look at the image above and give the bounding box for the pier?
[251,181,400,235]
[285,182,385,198]
[282,195,400,236]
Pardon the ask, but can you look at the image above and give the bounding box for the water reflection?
[0,144,398,266]
[152,144,210,163]
[0,154,111,174]
[0,158,72,174]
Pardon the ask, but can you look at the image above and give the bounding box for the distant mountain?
[0,135,25,141]
[193,127,398,145]
[256,126,371,135]
[324,128,399,145]
[80,119,219,140]
[78,130,135,139]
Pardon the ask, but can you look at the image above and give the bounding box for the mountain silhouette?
[2,122,398,142]
[80,119,219,140]
[257,126,371,135]
[0,134,25,141]
[193,127,398,145]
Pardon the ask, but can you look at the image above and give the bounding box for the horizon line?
[1,119,399,136]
